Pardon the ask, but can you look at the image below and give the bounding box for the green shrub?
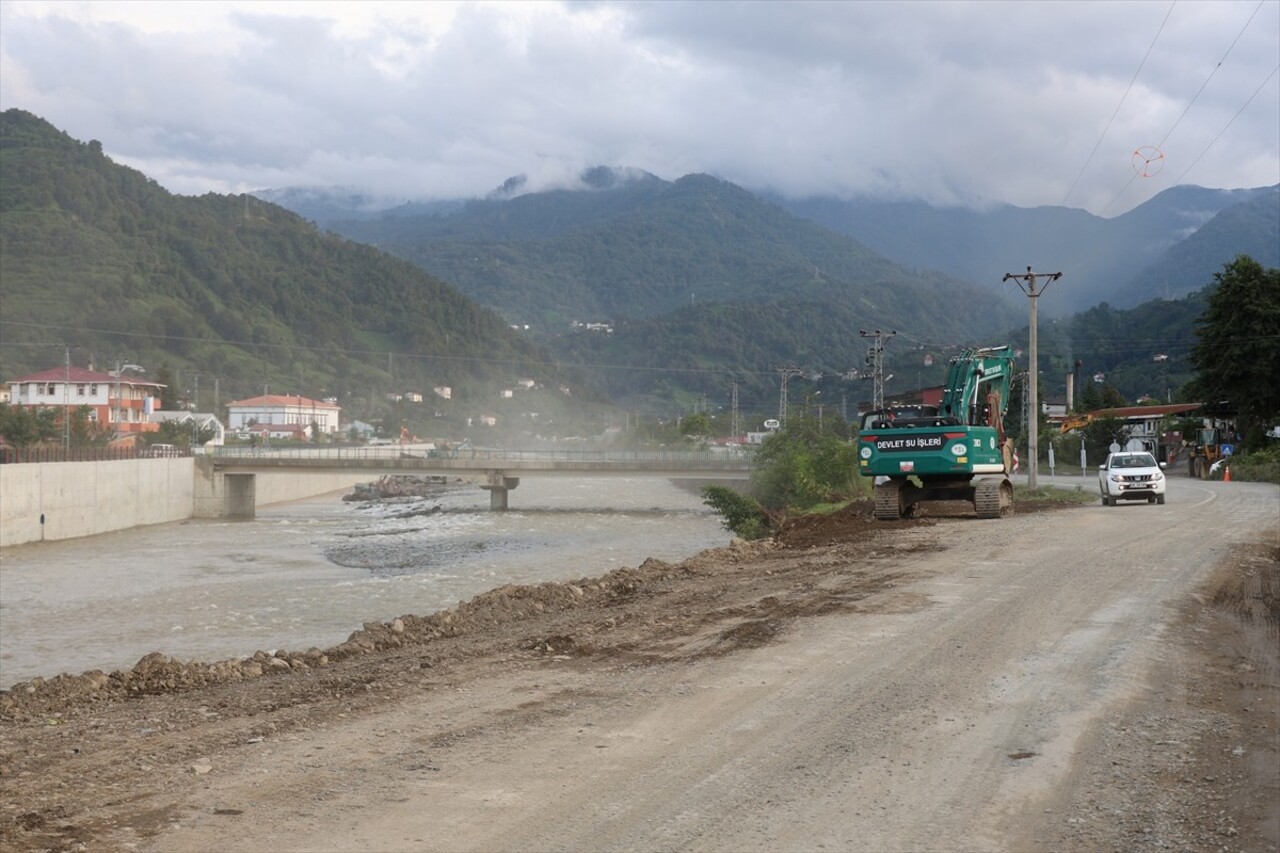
[1223,447,1280,483]
[701,485,770,540]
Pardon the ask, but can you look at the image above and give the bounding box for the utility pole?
[859,329,897,411]
[63,345,71,452]
[775,367,803,427]
[1002,266,1063,489]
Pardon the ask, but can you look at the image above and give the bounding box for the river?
[0,476,730,687]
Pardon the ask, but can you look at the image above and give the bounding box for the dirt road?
[2,478,1276,852]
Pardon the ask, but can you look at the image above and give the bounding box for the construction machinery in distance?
[858,345,1017,520]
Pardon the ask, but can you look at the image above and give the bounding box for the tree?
[1080,416,1128,463]
[1099,384,1127,409]
[678,412,711,439]
[67,405,111,448]
[749,416,863,511]
[154,364,181,411]
[1078,380,1102,412]
[1190,256,1280,442]
[0,404,59,447]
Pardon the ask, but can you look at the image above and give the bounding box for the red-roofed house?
[226,394,341,435]
[5,366,165,435]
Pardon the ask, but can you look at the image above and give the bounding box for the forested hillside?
[325,171,1025,342]
[1124,190,1280,301]
[0,110,556,420]
[780,185,1279,315]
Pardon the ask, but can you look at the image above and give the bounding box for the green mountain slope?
[328,172,1024,341]
[781,185,1278,316]
[1124,191,1280,301]
[0,110,554,415]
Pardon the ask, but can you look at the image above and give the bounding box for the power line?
[1171,62,1280,187]
[1100,0,1273,216]
[1061,1,1177,208]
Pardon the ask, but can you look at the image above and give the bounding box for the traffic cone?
[1223,465,1231,482]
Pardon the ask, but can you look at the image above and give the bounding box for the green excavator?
[858,345,1017,520]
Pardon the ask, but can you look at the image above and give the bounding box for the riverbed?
[0,476,729,686]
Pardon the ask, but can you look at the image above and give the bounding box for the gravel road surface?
[2,476,1276,852]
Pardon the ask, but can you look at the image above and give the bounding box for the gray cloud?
[1,0,1276,213]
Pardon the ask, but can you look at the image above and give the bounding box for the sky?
[1,0,1277,216]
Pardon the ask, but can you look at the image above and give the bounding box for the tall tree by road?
[1189,255,1280,444]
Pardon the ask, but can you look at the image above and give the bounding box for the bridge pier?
[193,458,258,518]
[479,471,520,510]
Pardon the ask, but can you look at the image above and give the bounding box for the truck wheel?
[1157,495,1166,505]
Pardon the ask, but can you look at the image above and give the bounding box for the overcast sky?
[1,0,1277,215]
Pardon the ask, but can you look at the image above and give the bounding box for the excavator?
[858,345,1017,520]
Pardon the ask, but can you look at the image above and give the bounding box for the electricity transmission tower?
[1002,266,1063,489]
[775,367,804,427]
[859,329,897,411]
[730,382,740,440]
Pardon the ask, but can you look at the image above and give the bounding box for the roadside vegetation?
[1217,447,1280,483]
[702,415,863,539]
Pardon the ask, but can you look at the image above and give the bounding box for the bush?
[750,417,864,511]
[1222,447,1280,483]
[701,485,770,540]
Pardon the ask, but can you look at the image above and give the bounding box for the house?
[149,411,226,447]
[347,420,377,440]
[433,386,452,400]
[245,422,311,441]
[226,394,341,434]
[5,366,165,435]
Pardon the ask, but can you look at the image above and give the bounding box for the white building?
[149,411,226,447]
[225,394,341,434]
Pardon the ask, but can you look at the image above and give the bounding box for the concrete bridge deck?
[207,445,754,510]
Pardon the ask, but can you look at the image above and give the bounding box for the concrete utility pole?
[1002,266,1063,489]
[859,329,897,411]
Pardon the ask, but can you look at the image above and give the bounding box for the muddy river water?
[0,476,729,686]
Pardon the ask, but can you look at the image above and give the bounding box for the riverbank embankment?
[0,458,362,547]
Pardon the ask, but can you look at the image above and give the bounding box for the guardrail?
[207,444,754,467]
[0,447,194,464]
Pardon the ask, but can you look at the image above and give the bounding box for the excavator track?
[874,480,909,520]
[974,478,1013,519]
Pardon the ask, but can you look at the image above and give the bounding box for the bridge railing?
[207,444,755,466]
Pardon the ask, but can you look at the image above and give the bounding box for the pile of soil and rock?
[342,474,450,502]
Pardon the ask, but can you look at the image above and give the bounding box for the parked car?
[1098,451,1166,506]
[147,443,180,458]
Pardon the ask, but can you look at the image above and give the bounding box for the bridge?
[206,445,754,511]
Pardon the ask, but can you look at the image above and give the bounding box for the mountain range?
[0,109,570,435]
[264,169,1278,320]
[3,107,1275,429]
[264,167,1276,410]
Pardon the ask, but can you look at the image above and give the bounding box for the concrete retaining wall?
[2,460,362,547]
[0,458,195,547]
